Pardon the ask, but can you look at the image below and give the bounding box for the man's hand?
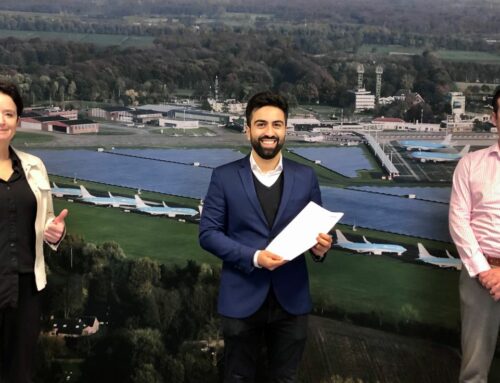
[478,268,500,301]
[310,232,332,258]
[44,209,68,244]
[257,250,287,271]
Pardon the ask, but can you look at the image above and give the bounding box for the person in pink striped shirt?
[449,88,500,383]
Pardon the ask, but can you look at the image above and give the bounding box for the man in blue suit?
[199,91,332,382]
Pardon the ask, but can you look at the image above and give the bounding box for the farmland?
[0,28,155,47]
[300,315,462,383]
[359,44,500,64]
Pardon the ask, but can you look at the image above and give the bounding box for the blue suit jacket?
[199,155,322,318]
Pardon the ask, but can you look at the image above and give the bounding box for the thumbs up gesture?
[44,209,68,244]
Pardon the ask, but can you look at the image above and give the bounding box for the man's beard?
[251,135,284,160]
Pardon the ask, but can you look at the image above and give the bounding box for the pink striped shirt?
[449,142,500,277]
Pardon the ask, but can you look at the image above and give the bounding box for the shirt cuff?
[464,250,491,277]
[253,250,262,268]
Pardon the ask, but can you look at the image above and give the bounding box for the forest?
[0,0,498,36]
[0,1,498,121]
[37,235,221,383]
[1,22,499,122]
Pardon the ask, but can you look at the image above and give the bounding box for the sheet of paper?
[266,201,343,261]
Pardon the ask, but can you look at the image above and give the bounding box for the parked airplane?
[399,134,452,151]
[79,186,136,207]
[410,144,470,163]
[416,243,462,270]
[334,230,407,255]
[51,182,82,198]
[107,192,138,206]
[134,195,198,217]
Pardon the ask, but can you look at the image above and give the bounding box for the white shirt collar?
[249,152,283,175]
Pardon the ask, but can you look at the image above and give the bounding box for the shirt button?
[10,243,15,247]
[6,186,10,191]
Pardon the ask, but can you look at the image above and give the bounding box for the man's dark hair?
[0,81,23,116]
[492,88,500,114]
[245,91,288,126]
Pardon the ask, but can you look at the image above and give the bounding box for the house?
[88,106,133,122]
[166,109,230,125]
[130,109,163,124]
[48,316,100,337]
[393,89,425,105]
[20,115,69,131]
[50,119,99,134]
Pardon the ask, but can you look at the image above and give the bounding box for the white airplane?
[107,192,137,206]
[134,195,198,217]
[51,182,82,198]
[399,134,452,151]
[410,144,470,163]
[79,185,136,207]
[416,243,462,270]
[334,230,407,256]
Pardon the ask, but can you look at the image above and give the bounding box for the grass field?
[436,49,500,63]
[13,131,55,144]
[194,12,272,27]
[308,249,460,330]
[151,127,217,136]
[0,29,155,48]
[285,147,390,186]
[54,199,213,266]
[359,44,500,63]
[95,127,135,135]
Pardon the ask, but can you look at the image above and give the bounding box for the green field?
[194,12,273,27]
[54,199,212,266]
[436,49,500,63]
[151,127,217,136]
[309,250,460,329]
[285,147,389,187]
[0,29,155,47]
[358,44,422,56]
[12,131,55,144]
[359,44,500,63]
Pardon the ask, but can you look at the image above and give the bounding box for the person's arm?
[40,161,66,248]
[449,156,490,277]
[199,170,259,274]
[44,210,67,246]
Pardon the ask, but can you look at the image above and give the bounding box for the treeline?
[0,0,498,35]
[0,13,169,37]
[37,235,221,383]
[1,26,500,121]
[0,10,495,55]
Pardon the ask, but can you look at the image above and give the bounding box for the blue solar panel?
[321,187,451,242]
[290,147,373,177]
[28,149,216,198]
[28,149,451,242]
[113,148,245,168]
[349,186,451,204]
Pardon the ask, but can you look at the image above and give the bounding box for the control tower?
[357,64,364,90]
[375,65,383,102]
